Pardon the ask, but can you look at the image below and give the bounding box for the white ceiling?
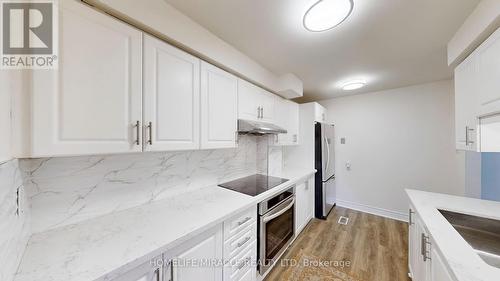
[165,0,479,102]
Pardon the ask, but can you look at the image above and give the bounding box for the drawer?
[236,263,256,281]
[224,242,256,281]
[224,206,256,240]
[224,224,256,259]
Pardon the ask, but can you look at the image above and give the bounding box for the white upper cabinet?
[0,72,12,163]
[454,27,500,151]
[143,34,200,151]
[238,79,262,121]
[259,90,275,123]
[237,79,275,123]
[31,1,143,156]
[200,62,238,149]
[314,103,327,122]
[477,27,500,116]
[454,58,478,151]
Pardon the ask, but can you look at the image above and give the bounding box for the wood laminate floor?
[264,206,411,281]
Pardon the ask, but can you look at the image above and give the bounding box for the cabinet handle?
[408,209,414,225]
[165,260,174,281]
[465,126,474,146]
[147,122,153,145]
[261,107,264,118]
[421,233,431,261]
[238,217,252,226]
[237,257,251,270]
[257,106,261,118]
[134,121,140,145]
[237,237,252,248]
[154,267,161,281]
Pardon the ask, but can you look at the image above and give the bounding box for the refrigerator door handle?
[324,136,330,173]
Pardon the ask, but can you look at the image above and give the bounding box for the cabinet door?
[0,71,12,163]
[169,225,223,281]
[114,255,162,281]
[430,244,455,281]
[306,177,314,221]
[143,35,200,151]
[454,58,478,151]
[314,103,326,122]
[31,0,142,156]
[295,181,308,235]
[259,90,275,123]
[200,62,238,149]
[410,213,431,281]
[477,28,500,116]
[238,79,261,121]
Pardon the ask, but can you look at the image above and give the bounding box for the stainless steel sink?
[439,209,500,268]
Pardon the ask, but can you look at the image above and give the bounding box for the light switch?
[340,137,346,144]
[345,162,351,170]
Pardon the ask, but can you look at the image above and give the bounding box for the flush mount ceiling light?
[341,80,366,91]
[303,0,354,32]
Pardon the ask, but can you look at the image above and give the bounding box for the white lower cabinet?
[295,177,314,235]
[168,226,224,281]
[113,207,257,281]
[408,207,455,281]
[116,255,163,281]
[223,207,257,281]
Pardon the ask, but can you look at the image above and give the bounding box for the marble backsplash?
[0,159,30,281]
[21,135,283,234]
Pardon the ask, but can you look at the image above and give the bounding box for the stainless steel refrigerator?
[314,122,336,219]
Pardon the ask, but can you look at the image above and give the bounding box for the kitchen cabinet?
[237,79,275,123]
[454,51,479,151]
[200,62,238,149]
[274,98,299,146]
[30,0,143,156]
[143,34,200,152]
[295,177,314,235]
[169,225,223,281]
[476,27,500,116]
[0,72,11,163]
[430,242,455,281]
[115,255,163,281]
[408,207,456,281]
[314,103,327,123]
[454,27,500,151]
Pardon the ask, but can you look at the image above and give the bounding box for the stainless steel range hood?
[238,119,287,135]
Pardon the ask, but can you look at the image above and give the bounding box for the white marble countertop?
[406,189,500,281]
[14,168,315,281]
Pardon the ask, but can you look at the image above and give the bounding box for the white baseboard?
[336,199,408,222]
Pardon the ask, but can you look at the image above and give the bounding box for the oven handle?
[262,197,295,223]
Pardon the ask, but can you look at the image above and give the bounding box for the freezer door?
[322,177,336,217]
[321,123,335,181]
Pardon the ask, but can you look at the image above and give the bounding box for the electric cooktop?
[218,174,289,196]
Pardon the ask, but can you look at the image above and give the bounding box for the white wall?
[319,80,466,220]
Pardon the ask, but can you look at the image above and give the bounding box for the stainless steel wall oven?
[258,186,295,275]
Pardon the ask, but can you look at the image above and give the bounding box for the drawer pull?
[237,237,251,248]
[237,217,252,226]
[237,257,251,270]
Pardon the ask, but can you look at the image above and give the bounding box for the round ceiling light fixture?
[303,0,354,32]
[341,79,366,91]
